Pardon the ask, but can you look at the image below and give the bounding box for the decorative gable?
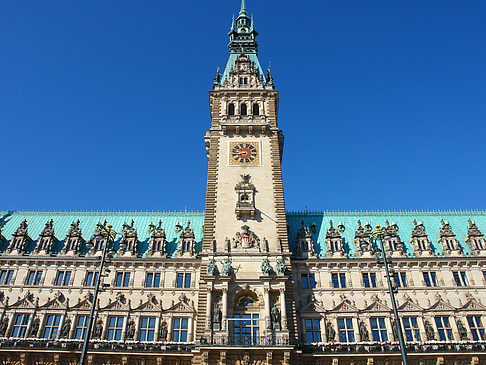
[300,296,326,314]
[362,299,391,313]
[398,298,424,312]
[134,295,163,312]
[165,294,195,313]
[101,293,131,311]
[331,299,359,313]
[10,292,37,309]
[40,294,68,310]
[459,298,486,312]
[428,298,456,312]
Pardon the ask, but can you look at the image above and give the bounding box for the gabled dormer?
[438,219,461,255]
[296,221,315,258]
[466,219,486,255]
[120,220,139,256]
[326,220,344,257]
[410,219,433,256]
[382,220,404,256]
[8,220,32,254]
[148,220,167,256]
[90,220,108,254]
[354,220,372,257]
[35,219,58,255]
[178,221,196,257]
[64,219,85,255]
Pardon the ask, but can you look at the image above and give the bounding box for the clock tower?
[197,0,294,351]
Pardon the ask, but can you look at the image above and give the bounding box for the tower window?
[240,103,247,116]
[252,103,259,115]
[228,103,235,116]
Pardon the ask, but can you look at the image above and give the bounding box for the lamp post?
[79,223,119,365]
[371,225,410,365]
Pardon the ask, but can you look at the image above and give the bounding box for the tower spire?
[240,0,247,16]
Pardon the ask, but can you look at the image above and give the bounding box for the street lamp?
[371,225,410,365]
[79,223,120,365]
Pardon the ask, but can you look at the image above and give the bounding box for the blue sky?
[1,0,485,212]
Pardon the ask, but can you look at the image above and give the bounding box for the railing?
[296,341,486,354]
[0,339,195,353]
[200,334,290,347]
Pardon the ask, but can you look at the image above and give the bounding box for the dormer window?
[252,103,259,115]
[240,103,248,116]
[239,77,248,85]
[228,103,235,116]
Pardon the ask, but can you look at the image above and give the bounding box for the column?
[188,315,193,342]
[279,288,287,330]
[167,315,173,342]
[205,288,212,331]
[222,288,228,331]
[264,287,271,331]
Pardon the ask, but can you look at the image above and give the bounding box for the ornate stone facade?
[0,1,484,365]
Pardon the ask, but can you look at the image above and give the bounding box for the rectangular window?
[115,272,131,288]
[26,270,43,285]
[301,273,316,289]
[172,318,188,342]
[392,272,408,288]
[85,271,99,287]
[55,270,72,286]
[435,316,454,341]
[467,316,485,341]
[332,273,346,289]
[402,317,421,342]
[305,319,322,343]
[452,271,469,287]
[176,273,191,288]
[139,317,156,342]
[145,273,161,288]
[233,313,260,346]
[337,318,355,343]
[483,271,486,283]
[107,316,124,341]
[12,314,30,338]
[75,315,88,340]
[370,317,388,342]
[43,315,62,339]
[423,272,439,287]
[0,270,14,285]
[363,273,377,288]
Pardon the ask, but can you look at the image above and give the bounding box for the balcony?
[200,334,290,347]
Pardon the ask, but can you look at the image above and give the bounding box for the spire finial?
[231,14,235,30]
[240,0,247,16]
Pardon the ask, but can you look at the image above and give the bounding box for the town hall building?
[0,1,485,364]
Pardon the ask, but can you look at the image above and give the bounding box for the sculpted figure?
[213,306,222,330]
[28,317,40,338]
[126,320,135,340]
[261,259,272,276]
[60,319,71,339]
[93,320,103,339]
[276,259,286,275]
[159,321,168,341]
[359,321,369,342]
[424,320,435,341]
[457,319,468,340]
[221,260,232,276]
[326,322,336,342]
[0,317,8,337]
[271,304,281,331]
[207,260,216,276]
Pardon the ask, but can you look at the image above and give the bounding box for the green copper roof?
[2,210,485,259]
[0,210,204,258]
[287,210,486,258]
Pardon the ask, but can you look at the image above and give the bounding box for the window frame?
[55,270,72,286]
[402,316,421,342]
[26,270,43,286]
[172,317,189,343]
[139,316,157,342]
[12,314,30,338]
[43,314,62,340]
[467,316,485,341]
[370,317,388,342]
[304,318,322,343]
[75,315,88,340]
[435,316,454,341]
[115,272,131,288]
[106,316,125,341]
[337,317,355,343]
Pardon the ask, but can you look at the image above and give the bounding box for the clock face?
[229,142,260,166]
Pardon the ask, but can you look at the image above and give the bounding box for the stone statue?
[93,320,103,339]
[207,260,216,276]
[271,304,281,331]
[424,320,435,341]
[391,319,399,341]
[60,319,71,339]
[159,321,168,341]
[261,259,272,276]
[276,259,286,276]
[221,260,232,276]
[126,320,135,340]
[28,317,40,338]
[213,306,222,331]
[0,317,8,337]
[457,319,469,340]
[326,321,336,342]
[359,321,369,342]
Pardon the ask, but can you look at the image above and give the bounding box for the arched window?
[252,103,259,116]
[240,103,247,116]
[228,103,235,116]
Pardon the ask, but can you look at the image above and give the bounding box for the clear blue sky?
[1,0,485,212]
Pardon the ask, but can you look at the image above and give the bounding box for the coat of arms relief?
[228,225,261,251]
